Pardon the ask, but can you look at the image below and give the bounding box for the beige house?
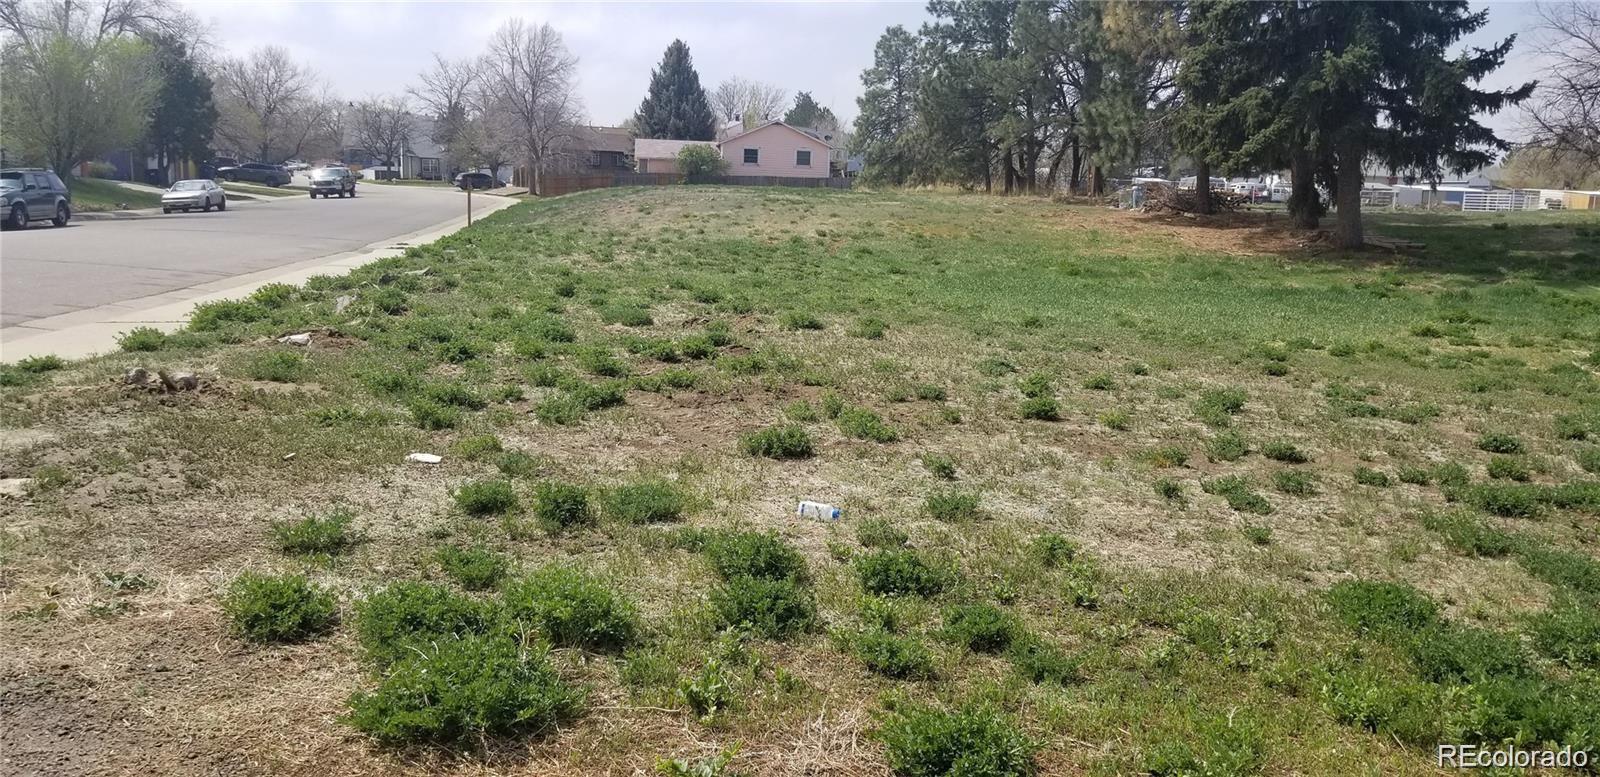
[634,139,716,174]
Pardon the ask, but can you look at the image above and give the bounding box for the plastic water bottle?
[797,500,841,521]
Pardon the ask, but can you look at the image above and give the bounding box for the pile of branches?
[1141,184,1250,214]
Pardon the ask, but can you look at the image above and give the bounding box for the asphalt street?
[0,181,475,328]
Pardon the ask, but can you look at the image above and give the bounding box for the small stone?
[334,295,354,314]
[123,367,151,386]
[277,333,312,346]
[406,453,442,464]
[169,372,199,391]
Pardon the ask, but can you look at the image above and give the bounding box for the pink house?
[718,121,833,178]
[631,121,835,178]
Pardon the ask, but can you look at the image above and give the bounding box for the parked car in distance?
[162,179,226,214]
[216,162,291,186]
[1177,176,1228,191]
[0,168,72,229]
[453,171,500,190]
[308,167,357,198]
[282,160,310,172]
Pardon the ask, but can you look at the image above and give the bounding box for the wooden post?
[467,183,473,226]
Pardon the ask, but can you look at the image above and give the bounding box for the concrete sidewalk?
[2,193,520,361]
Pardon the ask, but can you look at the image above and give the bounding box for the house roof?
[722,120,836,149]
[635,138,715,159]
[572,126,633,155]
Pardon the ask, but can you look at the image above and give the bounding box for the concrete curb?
[73,193,292,221]
[1,194,521,361]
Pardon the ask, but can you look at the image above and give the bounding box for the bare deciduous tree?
[710,76,788,127]
[480,19,582,194]
[1519,1,1600,187]
[410,53,479,174]
[211,45,332,162]
[351,94,412,175]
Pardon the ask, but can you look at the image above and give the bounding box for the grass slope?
[65,177,161,212]
[2,187,1598,775]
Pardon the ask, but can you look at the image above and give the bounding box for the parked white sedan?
[162,179,226,213]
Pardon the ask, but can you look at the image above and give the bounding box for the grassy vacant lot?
[66,177,161,212]
[2,187,1598,775]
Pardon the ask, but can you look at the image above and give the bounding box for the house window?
[743,148,759,164]
[796,150,811,167]
[421,158,440,176]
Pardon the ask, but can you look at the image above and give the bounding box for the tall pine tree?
[144,35,216,184]
[855,25,923,186]
[633,40,717,140]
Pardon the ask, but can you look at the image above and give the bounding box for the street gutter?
[1,193,521,361]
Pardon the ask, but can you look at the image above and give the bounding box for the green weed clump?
[1142,713,1266,777]
[1206,431,1247,462]
[1082,372,1115,391]
[849,317,887,339]
[1578,447,1600,474]
[408,398,462,430]
[1154,478,1185,502]
[779,311,824,330]
[856,550,954,597]
[857,517,909,549]
[117,326,168,352]
[1476,432,1525,454]
[504,565,639,651]
[1418,510,1514,558]
[922,453,957,480]
[1261,441,1310,464]
[1527,596,1600,669]
[345,634,582,744]
[452,434,503,461]
[533,481,592,531]
[1194,387,1247,426]
[1030,533,1079,568]
[924,488,981,522]
[1017,372,1052,398]
[223,573,337,643]
[1138,445,1189,468]
[1099,409,1131,430]
[845,627,934,679]
[704,531,808,582]
[604,479,685,524]
[739,424,814,459]
[1461,482,1540,518]
[189,299,267,331]
[1007,635,1080,685]
[1272,470,1316,496]
[436,546,509,591]
[1353,467,1392,487]
[1019,396,1059,421]
[455,480,518,515]
[354,581,499,667]
[877,702,1036,777]
[1200,476,1273,514]
[1485,456,1530,481]
[245,351,305,382]
[709,575,816,638]
[270,510,356,556]
[1326,580,1439,635]
[941,603,1020,653]
[600,304,653,327]
[837,407,899,442]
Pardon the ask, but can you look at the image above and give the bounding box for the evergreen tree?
[1287,2,1532,246]
[855,25,923,186]
[144,34,216,182]
[783,91,838,131]
[633,40,716,140]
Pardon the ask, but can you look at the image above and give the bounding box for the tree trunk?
[1044,142,1068,192]
[1332,139,1365,249]
[1288,149,1321,229]
[1068,137,1082,194]
[1090,165,1104,196]
[1194,159,1215,215]
[1003,146,1014,195]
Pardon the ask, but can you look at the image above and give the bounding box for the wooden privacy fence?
[525,171,850,197]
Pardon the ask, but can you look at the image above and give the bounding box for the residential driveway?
[0,182,477,329]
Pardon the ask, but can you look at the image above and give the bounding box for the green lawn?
[2,187,1597,775]
[219,181,300,198]
[65,177,161,212]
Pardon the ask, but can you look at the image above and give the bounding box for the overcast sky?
[178,1,1549,139]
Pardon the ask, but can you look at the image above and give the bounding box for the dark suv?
[0,168,72,229]
[308,167,357,198]
[216,162,291,186]
[454,171,500,190]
